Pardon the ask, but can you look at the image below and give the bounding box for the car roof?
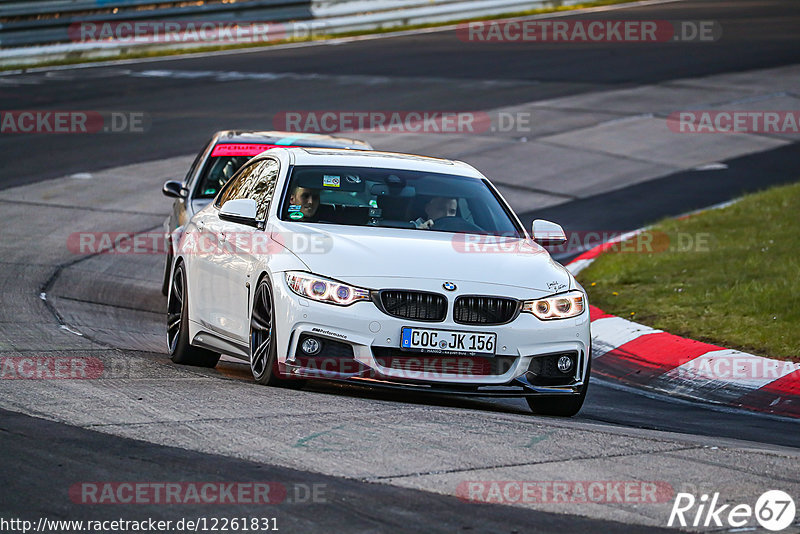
[212,130,371,149]
[275,147,483,178]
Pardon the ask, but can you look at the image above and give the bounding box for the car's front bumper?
[271,275,591,395]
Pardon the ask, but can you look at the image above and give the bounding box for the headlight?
[521,290,585,320]
[285,272,371,306]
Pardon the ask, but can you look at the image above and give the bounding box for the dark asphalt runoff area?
[1,0,800,531]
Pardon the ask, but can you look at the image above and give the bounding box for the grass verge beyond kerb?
[577,181,800,362]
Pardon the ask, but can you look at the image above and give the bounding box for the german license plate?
[400,327,496,355]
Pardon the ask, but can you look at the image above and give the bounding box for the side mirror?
[532,219,567,246]
[219,198,259,227]
[162,180,185,198]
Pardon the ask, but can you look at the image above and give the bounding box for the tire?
[249,277,286,385]
[249,277,305,388]
[161,246,173,297]
[167,262,220,368]
[526,351,591,417]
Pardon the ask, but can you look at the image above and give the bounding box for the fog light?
[557,355,573,373]
[301,337,321,355]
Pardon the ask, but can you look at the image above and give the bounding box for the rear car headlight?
[522,290,585,320]
[285,272,370,306]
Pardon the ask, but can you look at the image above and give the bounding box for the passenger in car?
[412,196,457,229]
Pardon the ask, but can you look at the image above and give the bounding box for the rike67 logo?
[668,490,796,531]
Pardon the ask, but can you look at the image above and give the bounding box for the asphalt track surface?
[1,0,800,188]
[2,0,800,531]
[2,407,672,533]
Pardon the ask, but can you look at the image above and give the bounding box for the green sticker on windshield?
[203,188,217,195]
[369,199,378,208]
[289,212,304,220]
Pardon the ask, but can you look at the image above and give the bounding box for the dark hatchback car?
[160,130,372,294]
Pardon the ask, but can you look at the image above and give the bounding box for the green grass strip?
[578,181,800,361]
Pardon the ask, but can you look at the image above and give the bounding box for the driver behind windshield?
[288,186,320,220]
[412,196,457,229]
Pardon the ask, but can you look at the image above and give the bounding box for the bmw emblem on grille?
[443,282,457,291]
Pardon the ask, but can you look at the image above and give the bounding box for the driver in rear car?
[412,196,457,229]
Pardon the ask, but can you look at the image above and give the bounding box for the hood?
[269,222,572,294]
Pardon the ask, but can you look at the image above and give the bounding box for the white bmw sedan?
[167,148,591,416]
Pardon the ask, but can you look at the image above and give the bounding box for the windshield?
[195,155,253,199]
[194,141,371,199]
[279,165,521,237]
